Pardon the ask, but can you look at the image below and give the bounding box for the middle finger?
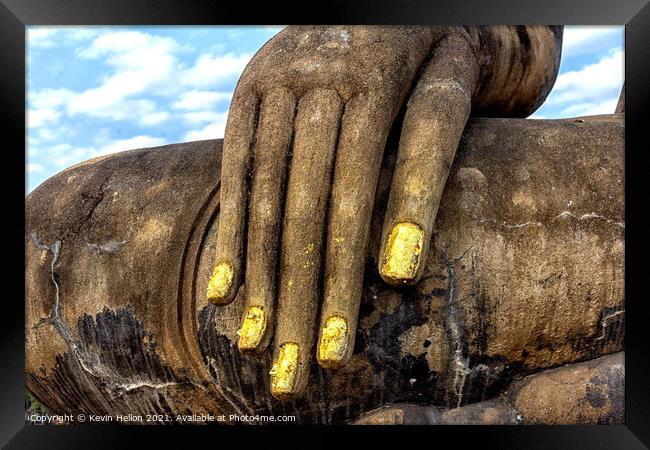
[269,88,343,400]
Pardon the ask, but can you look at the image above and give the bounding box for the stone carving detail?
[25,26,624,424]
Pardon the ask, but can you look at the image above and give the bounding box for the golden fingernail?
[270,342,299,400]
[207,262,233,303]
[381,222,424,284]
[318,316,349,368]
[237,306,266,351]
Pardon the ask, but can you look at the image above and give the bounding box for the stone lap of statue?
[205,25,564,401]
[25,110,624,424]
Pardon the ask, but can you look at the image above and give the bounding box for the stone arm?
[25,113,623,423]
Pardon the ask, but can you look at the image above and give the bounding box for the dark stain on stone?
[471,266,489,355]
[195,271,453,421]
[196,304,277,416]
[27,307,187,420]
[585,382,607,408]
[367,287,428,373]
[571,305,625,359]
[528,305,624,365]
[197,303,368,424]
[538,271,562,288]
[398,353,438,403]
[549,25,563,41]
[365,285,448,405]
[515,26,531,53]
[463,354,525,406]
[605,362,624,424]
[76,306,176,383]
[430,287,448,297]
[358,297,375,323]
[353,328,368,353]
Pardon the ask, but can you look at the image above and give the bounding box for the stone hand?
[207,25,562,401]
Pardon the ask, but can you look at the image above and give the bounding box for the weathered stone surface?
[354,399,518,425]
[354,352,623,425]
[506,351,624,424]
[25,113,623,424]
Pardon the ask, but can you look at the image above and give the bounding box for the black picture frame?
[3,0,648,447]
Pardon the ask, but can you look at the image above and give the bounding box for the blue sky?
[26,26,623,194]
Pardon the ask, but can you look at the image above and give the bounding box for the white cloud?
[182,110,228,125]
[28,108,61,128]
[183,121,227,141]
[35,125,74,142]
[75,33,249,95]
[29,88,75,109]
[550,50,623,103]
[96,135,167,156]
[264,26,286,35]
[28,88,75,128]
[227,29,244,39]
[50,143,72,152]
[27,163,46,173]
[45,135,168,169]
[37,32,249,126]
[180,53,252,89]
[562,26,624,57]
[77,31,180,62]
[28,27,100,49]
[140,111,170,125]
[172,90,232,110]
[534,49,623,118]
[67,28,101,42]
[557,98,619,117]
[49,143,87,167]
[26,27,272,194]
[67,32,181,124]
[68,96,163,125]
[28,29,58,48]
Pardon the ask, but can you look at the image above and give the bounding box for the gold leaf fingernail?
[207,262,233,303]
[381,222,424,284]
[237,306,266,351]
[318,316,348,368]
[270,342,299,400]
